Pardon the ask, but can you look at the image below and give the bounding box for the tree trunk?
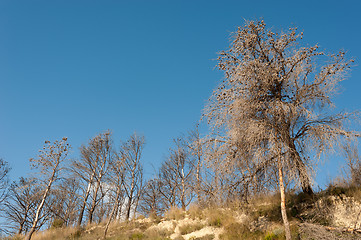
[103,188,121,239]
[278,163,291,240]
[25,178,53,240]
[77,174,94,227]
[181,168,186,211]
[88,179,101,224]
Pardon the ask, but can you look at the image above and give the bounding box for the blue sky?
[0,0,360,189]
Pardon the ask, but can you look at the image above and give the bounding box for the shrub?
[206,208,235,228]
[220,222,263,240]
[189,234,214,240]
[187,204,204,220]
[51,218,65,229]
[164,207,185,220]
[179,222,204,235]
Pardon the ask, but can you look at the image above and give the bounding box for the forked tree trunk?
[278,162,291,240]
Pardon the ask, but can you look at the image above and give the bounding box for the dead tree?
[48,176,82,227]
[103,154,126,239]
[0,158,10,234]
[139,178,165,217]
[25,137,70,240]
[184,127,205,205]
[73,131,112,226]
[3,178,40,235]
[159,138,195,211]
[0,158,10,210]
[204,20,358,239]
[120,133,144,221]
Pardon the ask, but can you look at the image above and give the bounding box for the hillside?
[5,187,361,240]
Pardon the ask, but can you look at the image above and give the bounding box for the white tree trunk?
[278,162,291,240]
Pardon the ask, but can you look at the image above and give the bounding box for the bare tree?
[25,137,70,240]
[139,178,165,217]
[3,178,40,235]
[204,20,358,239]
[73,131,112,226]
[103,154,126,239]
[0,158,10,228]
[48,176,82,227]
[184,127,205,205]
[159,138,195,211]
[342,141,361,186]
[120,133,144,221]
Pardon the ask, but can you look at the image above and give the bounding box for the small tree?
[25,138,70,240]
[3,178,40,235]
[204,20,358,239]
[139,178,164,217]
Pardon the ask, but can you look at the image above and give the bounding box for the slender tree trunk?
[196,155,202,204]
[88,179,101,224]
[103,188,121,239]
[278,162,291,240]
[77,174,94,227]
[125,195,133,221]
[25,176,55,240]
[181,168,186,211]
[125,171,136,221]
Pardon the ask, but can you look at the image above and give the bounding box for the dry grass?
[22,227,81,240]
[7,188,361,240]
[178,222,204,235]
[205,208,236,228]
[187,204,205,220]
[164,207,185,220]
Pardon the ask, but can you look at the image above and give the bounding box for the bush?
[220,222,263,240]
[187,204,204,220]
[51,218,65,229]
[164,207,185,220]
[206,208,235,228]
[179,222,204,235]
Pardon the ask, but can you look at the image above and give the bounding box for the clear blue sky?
[0,0,360,189]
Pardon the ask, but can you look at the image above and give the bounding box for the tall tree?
[204,20,358,239]
[120,133,144,221]
[73,131,112,226]
[103,153,126,239]
[25,138,70,240]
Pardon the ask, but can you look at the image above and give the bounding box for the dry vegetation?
[1,19,360,240]
[2,186,361,240]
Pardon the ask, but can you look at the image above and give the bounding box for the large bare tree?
[25,138,70,240]
[204,20,358,239]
